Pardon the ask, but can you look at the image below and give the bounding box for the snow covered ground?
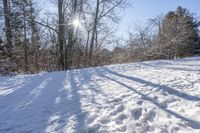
[0,56,200,133]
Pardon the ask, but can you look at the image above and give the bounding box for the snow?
[0,56,200,133]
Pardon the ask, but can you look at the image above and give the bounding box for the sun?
[73,19,80,28]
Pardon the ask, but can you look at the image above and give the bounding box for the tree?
[160,6,200,58]
[0,0,128,74]
[3,0,12,54]
[88,0,100,62]
[126,6,200,62]
[58,0,65,70]
[29,0,40,71]
[87,0,127,65]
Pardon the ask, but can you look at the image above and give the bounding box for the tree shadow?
[43,70,88,133]
[0,69,106,133]
[77,68,109,101]
[101,67,200,101]
[94,68,200,129]
[139,61,200,72]
[67,70,87,132]
[0,74,40,98]
[0,72,69,133]
[0,73,47,110]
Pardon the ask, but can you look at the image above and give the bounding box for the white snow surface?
[0,56,200,133]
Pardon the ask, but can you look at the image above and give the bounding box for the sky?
[38,0,200,38]
[117,0,200,37]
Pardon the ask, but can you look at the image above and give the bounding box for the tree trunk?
[85,30,90,66]
[58,0,65,70]
[30,0,39,71]
[3,0,12,54]
[66,0,77,69]
[23,4,28,72]
[89,0,100,63]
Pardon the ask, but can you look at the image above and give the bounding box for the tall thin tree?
[3,0,12,54]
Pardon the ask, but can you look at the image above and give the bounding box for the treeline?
[107,6,200,64]
[0,0,127,74]
[0,3,200,75]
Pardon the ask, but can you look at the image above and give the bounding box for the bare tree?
[58,0,65,70]
[87,0,127,65]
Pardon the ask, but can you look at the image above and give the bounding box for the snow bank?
[0,56,200,133]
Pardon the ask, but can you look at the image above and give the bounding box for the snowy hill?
[0,56,200,133]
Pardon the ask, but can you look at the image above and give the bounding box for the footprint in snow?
[87,123,101,133]
[195,102,200,107]
[116,104,124,112]
[87,114,97,124]
[100,117,110,124]
[57,119,65,124]
[160,102,168,108]
[136,100,143,105]
[115,114,127,125]
[117,126,127,132]
[131,108,143,120]
[109,98,122,105]
[144,110,157,122]
[110,104,124,116]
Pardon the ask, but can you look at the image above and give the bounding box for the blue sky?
[38,0,200,38]
[117,0,200,36]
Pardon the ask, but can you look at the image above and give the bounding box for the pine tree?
[160,6,200,58]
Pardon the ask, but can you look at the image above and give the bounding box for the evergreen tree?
[160,6,200,58]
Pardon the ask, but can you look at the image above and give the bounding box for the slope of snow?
[0,56,200,133]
